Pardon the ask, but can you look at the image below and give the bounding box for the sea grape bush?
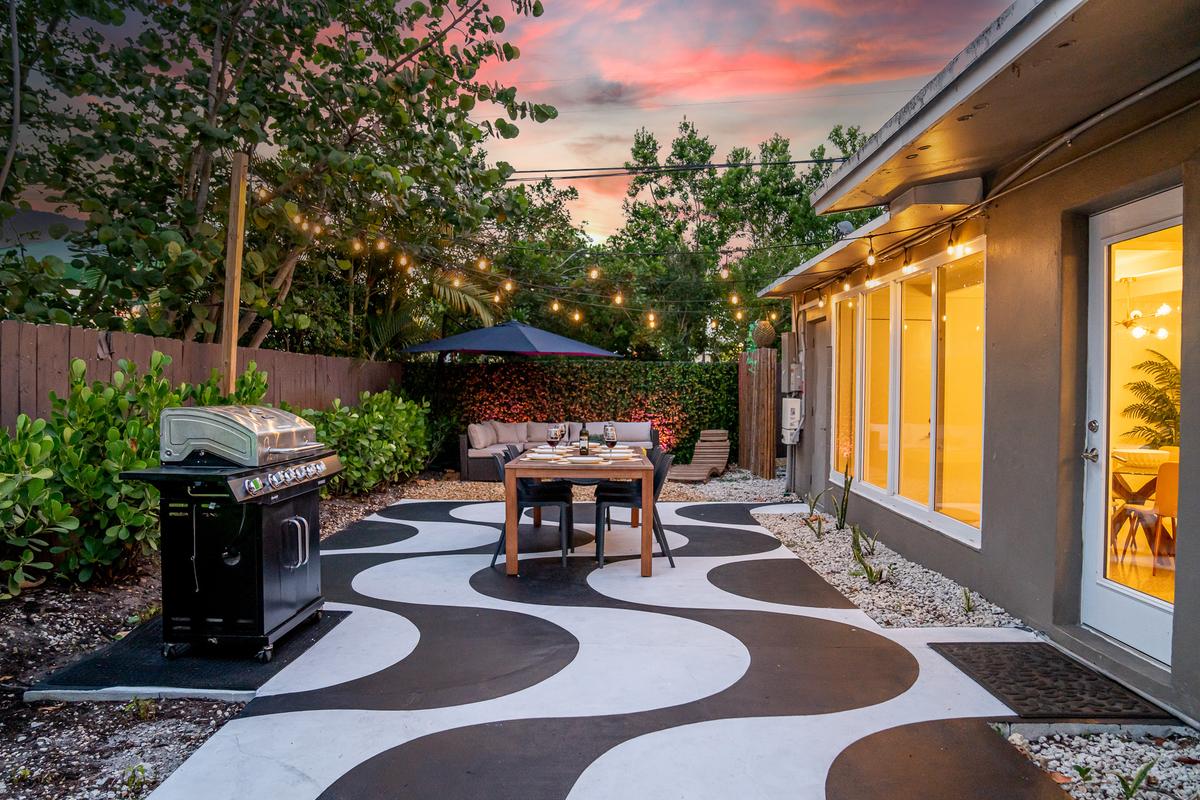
[0,415,80,598]
[1,352,430,598]
[300,392,431,496]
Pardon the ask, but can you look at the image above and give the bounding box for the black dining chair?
[491,450,575,568]
[598,446,662,531]
[592,453,675,569]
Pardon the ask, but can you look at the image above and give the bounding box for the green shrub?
[0,415,80,598]
[47,354,268,584]
[301,391,430,496]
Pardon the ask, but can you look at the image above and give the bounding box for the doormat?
[25,610,347,703]
[930,642,1173,720]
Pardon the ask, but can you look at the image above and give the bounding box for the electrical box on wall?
[781,397,803,445]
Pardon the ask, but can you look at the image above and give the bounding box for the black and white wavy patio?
[147,500,1064,799]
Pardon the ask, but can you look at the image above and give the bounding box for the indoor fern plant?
[1122,350,1180,449]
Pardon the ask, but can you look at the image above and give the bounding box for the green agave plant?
[1122,349,1180,449]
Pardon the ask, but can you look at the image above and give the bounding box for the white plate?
[565,456,605,464]
[525,453,562,460]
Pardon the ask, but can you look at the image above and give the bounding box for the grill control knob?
[269,472,283,487]
[284,468,296,482]
[305,464,317,477]
[243,477,264,495]
[316,461,326,473]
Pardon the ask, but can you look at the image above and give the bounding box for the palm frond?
[429,276,496,326]
[1122,349,1180,448]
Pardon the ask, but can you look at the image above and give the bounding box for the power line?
[507,156,846,176]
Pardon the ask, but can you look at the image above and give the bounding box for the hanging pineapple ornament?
[751,318,777,348]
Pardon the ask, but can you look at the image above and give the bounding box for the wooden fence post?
[220,152,249,394]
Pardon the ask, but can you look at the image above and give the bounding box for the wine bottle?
[579,423,590,455]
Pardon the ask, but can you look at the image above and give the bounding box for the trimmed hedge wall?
[402,361,738,465]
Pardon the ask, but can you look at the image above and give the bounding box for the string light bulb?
[503,278,515,292]
[351,239,364,253]
[730,293,739,305]
[648,319,657,329]
[452,275,461,288]
[477,257,490,270]
[292,213,303,225]
[901,247,915,274]
[770,311,778,321]
[256,187,269,201]
[551,300,561,312]
[710,319,718,330]
[375,239,388,252]
[396,253,410,268]
[312,224,322,236]
[572,310,582,322]
[866,237,876,267]
[719,267,730,280]
[614,291,624,305]
[647,311,656,322]
[946,224,957,256]
[493,292,501,303]
[735,310,744,320]
[842,281,850,292]
[300,221,310,232]
[588,266,600,280]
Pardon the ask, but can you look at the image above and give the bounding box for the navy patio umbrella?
[403,320,618,358]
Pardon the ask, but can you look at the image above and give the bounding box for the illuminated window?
[834,299,857,477]
[899,274,933,504]
[862,287,890,488]
[831,241,986,539]
[935,254,985,526]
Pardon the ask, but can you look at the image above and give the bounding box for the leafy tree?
[483,121,879,361]
[1,0,553,348]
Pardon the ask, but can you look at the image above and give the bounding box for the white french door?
[1081,187,1182,666]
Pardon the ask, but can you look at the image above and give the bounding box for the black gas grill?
[122,406,341,662]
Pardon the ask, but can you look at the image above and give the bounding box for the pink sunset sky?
[481,0,1011,237]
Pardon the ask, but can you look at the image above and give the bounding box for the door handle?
[282,517,304,568]
[1081,447,1100,463]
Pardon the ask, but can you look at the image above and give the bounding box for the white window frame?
[829,235,987,549]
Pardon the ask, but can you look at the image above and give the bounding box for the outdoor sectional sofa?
[459,420,659,481]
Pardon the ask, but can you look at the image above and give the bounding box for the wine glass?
[547,423,563,450]
[603,422,618,453]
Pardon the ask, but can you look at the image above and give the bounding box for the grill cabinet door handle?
[298,516,311,566]
[282,517,305,568]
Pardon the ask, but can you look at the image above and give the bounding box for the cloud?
[482,0,1012,236]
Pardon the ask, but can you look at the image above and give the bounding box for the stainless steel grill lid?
[159,405,324,467]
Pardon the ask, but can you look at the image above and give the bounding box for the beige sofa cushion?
[467,443,510,458]
[614,421,652,442]
[467,422,495,449]
[526,421,566,443]
[491,421,526,443]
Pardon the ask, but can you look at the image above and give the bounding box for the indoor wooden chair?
[1123,461,1179,575]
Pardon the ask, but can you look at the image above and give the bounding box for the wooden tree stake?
[221,152,249,395]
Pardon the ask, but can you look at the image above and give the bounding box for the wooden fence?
[737,347,778,478]
[0,320,403,431]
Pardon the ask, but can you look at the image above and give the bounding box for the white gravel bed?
[752,509,1023,627]
[685,467,799,503]
[1010,730,1200,799]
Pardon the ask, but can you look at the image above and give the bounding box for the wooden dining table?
[503,449,656,577]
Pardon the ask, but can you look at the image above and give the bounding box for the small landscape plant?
[833,463,853,529]
[1116,759,1157,799]
[849,524,889,585]
[962,587,976,614]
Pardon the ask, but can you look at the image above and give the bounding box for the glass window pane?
[834,299,857,477]
[1105,224,1181,604]
[900,274,933,504]
[862,287,890,488]
[935,253,985,526]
